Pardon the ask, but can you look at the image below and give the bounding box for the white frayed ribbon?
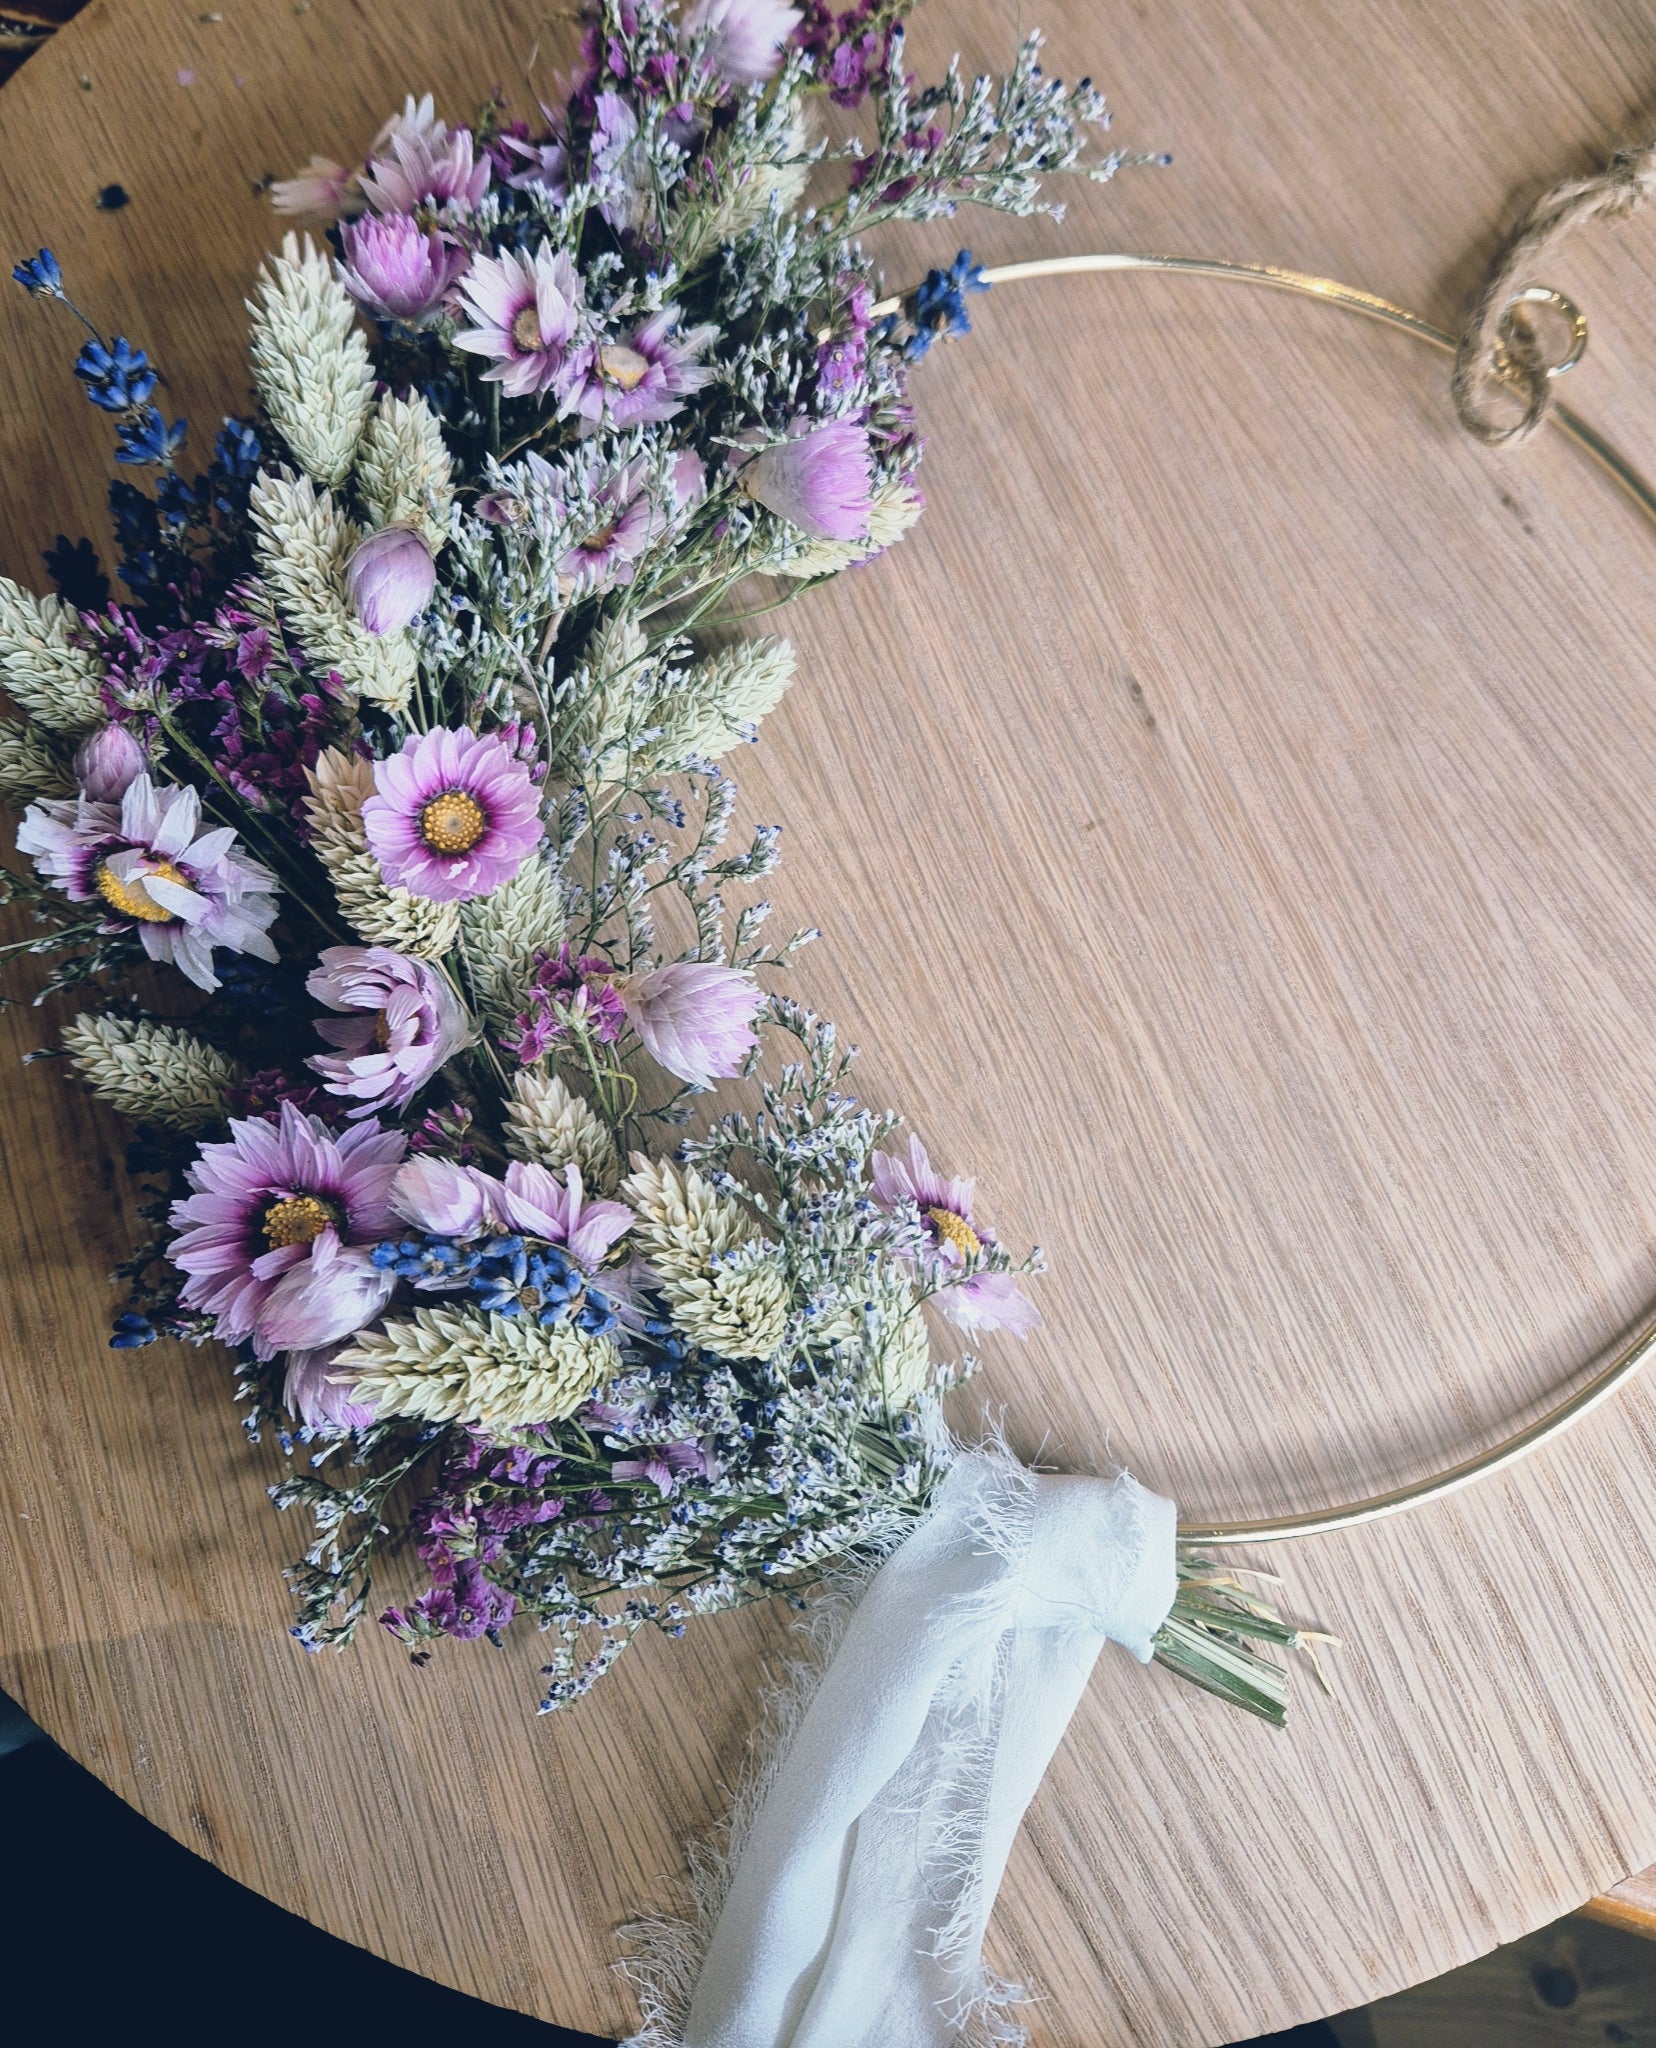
[625,1448,1178,2048]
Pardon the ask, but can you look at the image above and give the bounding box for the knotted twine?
[623,1448,1177,2048]
[1454,136,1656,445]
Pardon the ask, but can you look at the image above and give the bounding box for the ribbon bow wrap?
[628,1449,1178,2048]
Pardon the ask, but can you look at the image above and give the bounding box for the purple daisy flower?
[681,0,802,86]
[17,773,280,992]
[620,960,762,1089]
[452,242,589,404]
[502,129,570,201]
[168,1102,407,1359]
[870,1134,1041,1339]
[739,417,873,541]
[307,944,472,1116]
[340,213,467,325]
[570,305,718,430]
[361,728,544,903]
[610,1439,707,1497]
[552,457,668,593]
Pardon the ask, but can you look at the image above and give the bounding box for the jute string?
[1455,137,1656,445]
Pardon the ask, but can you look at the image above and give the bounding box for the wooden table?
[10,1,1656,2039]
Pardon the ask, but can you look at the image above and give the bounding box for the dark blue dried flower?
[213,419,263,480]
[75,334,157,412]
[12,247,62,297]
[114,406,188,466]
[110,1311,157,1350]
[906,248,990,359]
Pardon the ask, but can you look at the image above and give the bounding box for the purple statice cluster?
[0,0,1123,1711]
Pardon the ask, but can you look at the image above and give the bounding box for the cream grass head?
[622,1155,790,1359]
[61,1013,243,1132]
[502,1069,620,1192]
[355,390,455,548]
[248,231,375,488]
[0,720,74,803]
[456,853,566,1033]
[0,577,106,733]
[339,1306,620,1430]
[250,469,418,709]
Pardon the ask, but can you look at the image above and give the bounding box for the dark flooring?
[0,1691,1338,2045]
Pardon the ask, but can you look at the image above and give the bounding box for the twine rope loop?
[1454,137,1656,445]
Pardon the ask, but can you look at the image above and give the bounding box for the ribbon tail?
[622,1447,1177,2048]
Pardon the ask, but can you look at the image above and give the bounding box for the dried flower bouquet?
[1,0,1308,1721]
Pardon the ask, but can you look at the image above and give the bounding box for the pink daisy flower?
[739,417,873,541]
[621,960,762,1088]
[340,213,467,325]
[569,305,718,431]
[870,1135,1041,1338]
[452,243,589,404]
[359,113,490,215]
[306,945,471,1116]
[17,773,279,992]
[362,728,544,903]
[552,457,668,593]
[168,1102,407,1359]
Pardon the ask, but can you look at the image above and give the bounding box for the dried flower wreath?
[1,0,1321,1729]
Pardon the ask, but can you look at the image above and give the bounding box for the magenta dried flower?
[361,727,544,902]
[306,944,471,1115]
[345,525,437,634]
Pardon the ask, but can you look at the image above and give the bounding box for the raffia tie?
[1454,138,1656,446]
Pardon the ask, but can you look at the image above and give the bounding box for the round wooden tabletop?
[10,1,1656,2039]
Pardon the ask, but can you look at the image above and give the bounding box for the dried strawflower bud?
[345,524,436,634]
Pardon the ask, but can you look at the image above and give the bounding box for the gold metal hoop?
[898,252,1656,1543]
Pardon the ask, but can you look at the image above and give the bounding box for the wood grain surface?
[10,1,1656,2040]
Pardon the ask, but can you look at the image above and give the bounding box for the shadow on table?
[0,1687,1340,2044]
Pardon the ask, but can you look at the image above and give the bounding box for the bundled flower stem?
[1,1,1300,1719]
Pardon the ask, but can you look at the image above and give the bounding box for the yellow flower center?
[262,1194,340,1249]
[418,789,487,854]
[511,305,545,351]
[928,1206,981,1260]
[95,857,187,924]
[372,1010,394,1052]
[598,343,650,391]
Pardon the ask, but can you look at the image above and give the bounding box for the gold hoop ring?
[887,252,1656,1543]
